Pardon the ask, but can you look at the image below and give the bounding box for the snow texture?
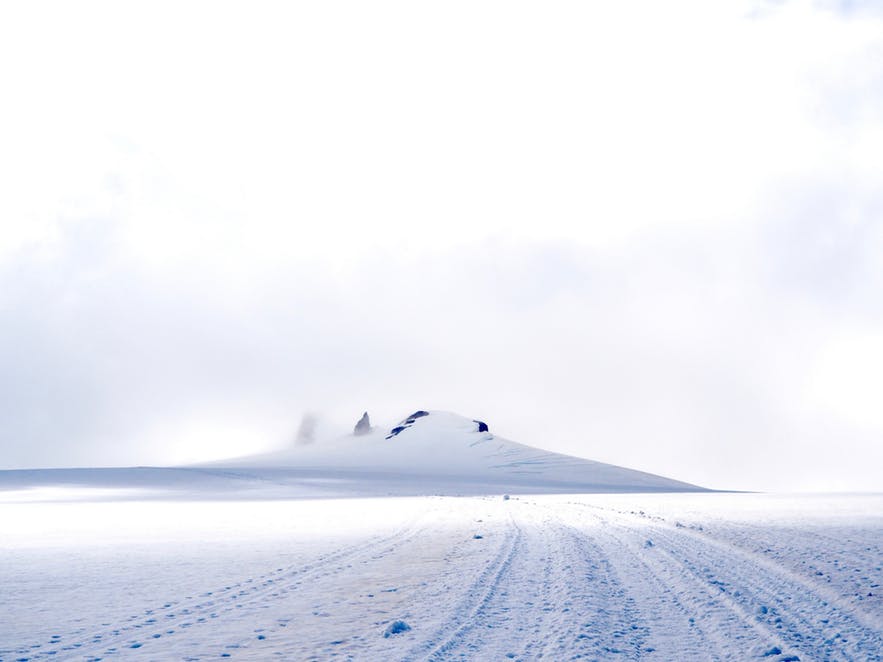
[0,492,880,661]
[0,412,880,660]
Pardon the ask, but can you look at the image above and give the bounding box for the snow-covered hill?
[209,410,704,495]
[0,411,703,499]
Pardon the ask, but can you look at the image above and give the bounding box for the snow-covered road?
[2,493,881,661]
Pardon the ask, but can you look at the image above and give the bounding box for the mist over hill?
[0,410,705,500]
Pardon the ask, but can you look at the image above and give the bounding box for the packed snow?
[1,412,880,660]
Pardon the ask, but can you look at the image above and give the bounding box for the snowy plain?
[1,413,881,661]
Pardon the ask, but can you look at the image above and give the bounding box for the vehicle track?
[410,513,523,661]
[642,521,883,661]
[5,496,879,662]
[15,511,430,662]
[583,499,881,613]
[412,500,654,661]
[542,518,651,661]
[418,507,604,661]
[591,511,787,660]
[527,499,716,660]
[577,503,883,661]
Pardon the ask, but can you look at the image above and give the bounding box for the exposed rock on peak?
[210,410,707,494]
[354,411,372,436]
[403,411,429,424]
[386,410,430,439]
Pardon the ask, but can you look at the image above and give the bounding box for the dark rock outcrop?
[386,410,431,439]
[403,410,429,424]
[473,420,489,433]
[354,411,372,436]
[386,425,408,439]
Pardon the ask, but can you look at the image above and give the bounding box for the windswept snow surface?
[1,489,881,661]
[1,415,879,659]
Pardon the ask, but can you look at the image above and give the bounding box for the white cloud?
[1,0,882,490]
[806,328,883,432]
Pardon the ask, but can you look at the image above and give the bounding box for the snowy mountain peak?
[211,409,706,494]
[384,410,487,441]
[0,410,706,501]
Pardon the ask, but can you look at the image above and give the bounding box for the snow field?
[1,493,880,661]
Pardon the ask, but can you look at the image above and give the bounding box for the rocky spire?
[354,411,371,436]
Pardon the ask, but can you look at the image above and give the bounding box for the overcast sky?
[2,0,882,491]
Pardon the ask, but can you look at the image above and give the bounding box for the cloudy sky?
[2,0,882,491]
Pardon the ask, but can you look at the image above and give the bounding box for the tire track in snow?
[561,498,883,661]
[16,512,430,662]
[410,513,523,661]
[590,512,780,661]
[540,519,651,661]
[558,501,804,660]
[581,498,882,626]
[577,501,881,661]
[672,522,883,624]
[414,500,655,661]
[640,521,883,661]
[6,496,878,661]
[529,499,705,661]
[419,507,592,661]
[202,513,446,659]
